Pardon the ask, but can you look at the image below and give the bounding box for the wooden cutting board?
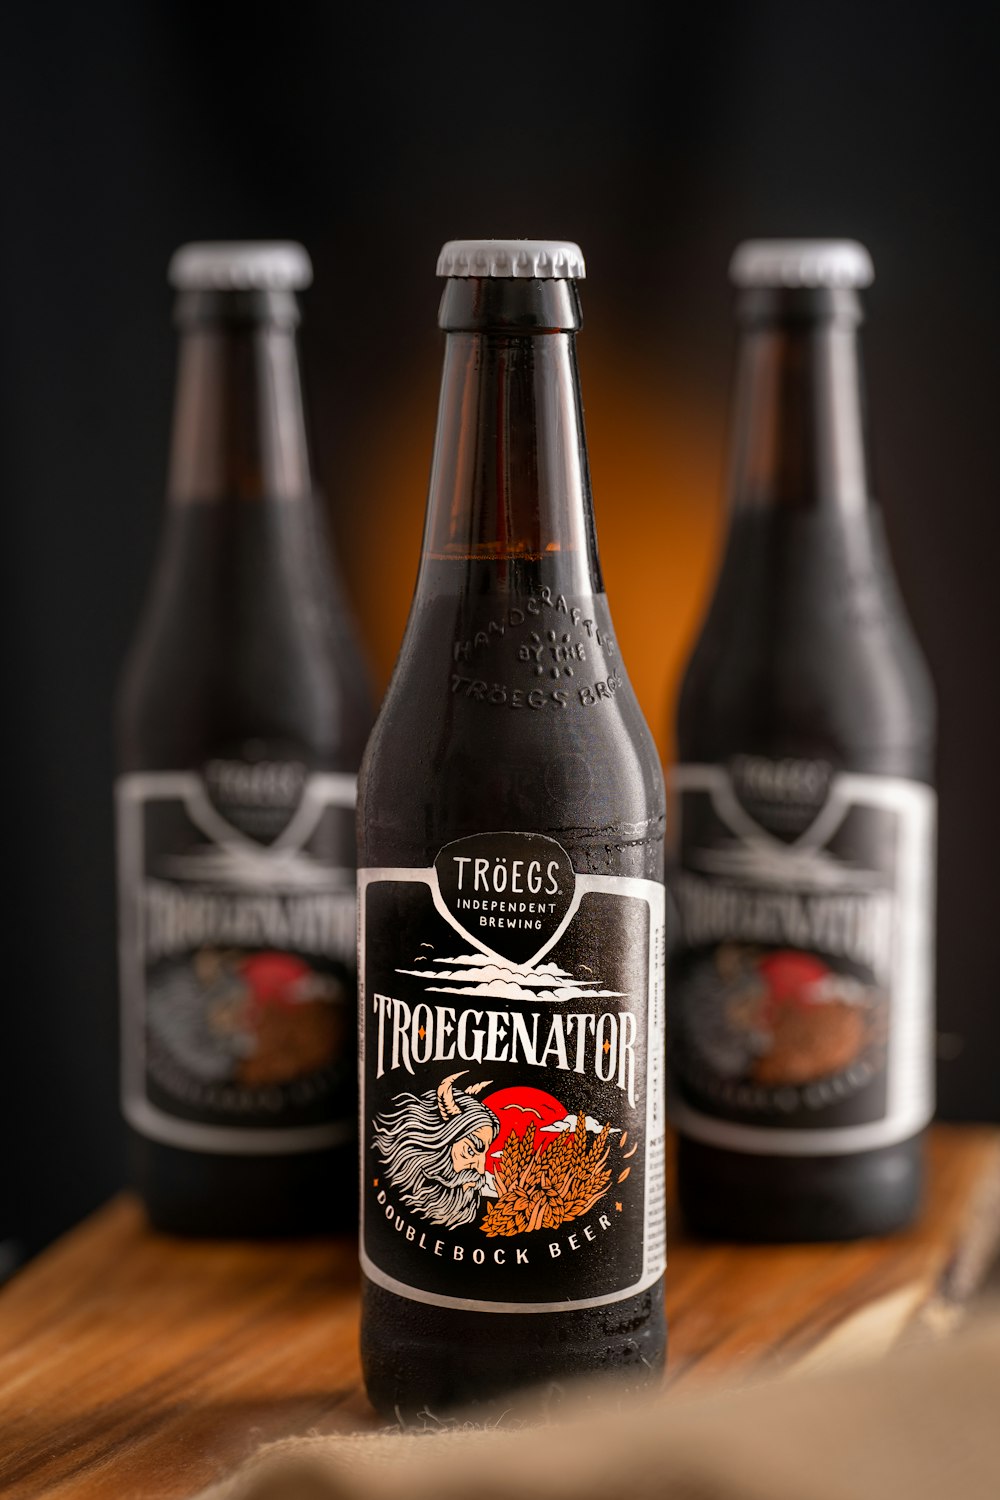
[1,1124,999,1500]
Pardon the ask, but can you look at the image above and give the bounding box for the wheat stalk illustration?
[481,1113,614,1237]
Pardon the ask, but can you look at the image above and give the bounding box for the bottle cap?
[729,239,874,289]
[168,242,313,291]
[436,239,586,280]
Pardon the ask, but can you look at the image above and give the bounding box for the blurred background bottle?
[116,242,372,1237]
[668,240,936,1241]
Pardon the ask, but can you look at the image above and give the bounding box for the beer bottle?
[116,242,372,1236]
[358,239,667,1413]
[669,240,936,1241]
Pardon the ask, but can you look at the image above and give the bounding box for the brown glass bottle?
[116,243,372,1237]
[358,240,667,1415]
[669,241,936,1241]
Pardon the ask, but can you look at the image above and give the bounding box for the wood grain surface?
[1,1125,999,1500]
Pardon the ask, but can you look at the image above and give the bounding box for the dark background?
[3,1,998,1263]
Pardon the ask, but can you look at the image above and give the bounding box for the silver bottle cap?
[730,239,874,289]
[437,238,586,280]
[168,241,313,291]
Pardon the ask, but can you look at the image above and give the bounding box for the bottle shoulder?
[359,585,664,872]
[117,499,374,771]
[677,504,936,765]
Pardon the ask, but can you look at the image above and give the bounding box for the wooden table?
[2,1125,999,1500]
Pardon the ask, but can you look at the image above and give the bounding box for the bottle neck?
[419,278,602,597]
[727,287,870,519]
[167,289,312,505]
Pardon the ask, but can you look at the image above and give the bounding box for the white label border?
[668,766,937,1155]
[117,770,358,1155]
[358,865,667,1314]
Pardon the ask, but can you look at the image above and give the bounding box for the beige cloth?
[196,1314,1000,1500]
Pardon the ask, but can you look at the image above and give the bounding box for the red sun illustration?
[238,952,311,1008]
[758,951,830,1011]
[481,1086,568,1171]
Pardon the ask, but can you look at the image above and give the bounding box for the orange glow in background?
[341,335,728,764]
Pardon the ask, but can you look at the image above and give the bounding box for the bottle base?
[677,1131,925,1242]
[360,1277,666,1420]
[130,1130,358,1238]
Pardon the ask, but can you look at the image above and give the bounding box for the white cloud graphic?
[425,981,626,1002]
[435,953,497,965]
[426,981,560,1002]
[400,953,626,1004]
[398,964,579,987]
[413,953,574,977]
[541,1114,620,1135]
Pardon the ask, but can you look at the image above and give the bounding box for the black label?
[668,764,935,1152]
[360,833,665,1312]
[118,766,358,1153]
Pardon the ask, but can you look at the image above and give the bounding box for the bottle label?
[668,761,936,1154]
[359,832,666,1313]
[117,765,358,1154]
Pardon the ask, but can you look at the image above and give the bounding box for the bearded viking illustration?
[372,1071,499,1229]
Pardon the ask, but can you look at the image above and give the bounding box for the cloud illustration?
[406,953,574,977]
[426,981,560,1002]
[397,964,579,987]
[405,953,625,1004]
[421,953,503,967]
[542,1114,621,1135]
[425,981,627,1002]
